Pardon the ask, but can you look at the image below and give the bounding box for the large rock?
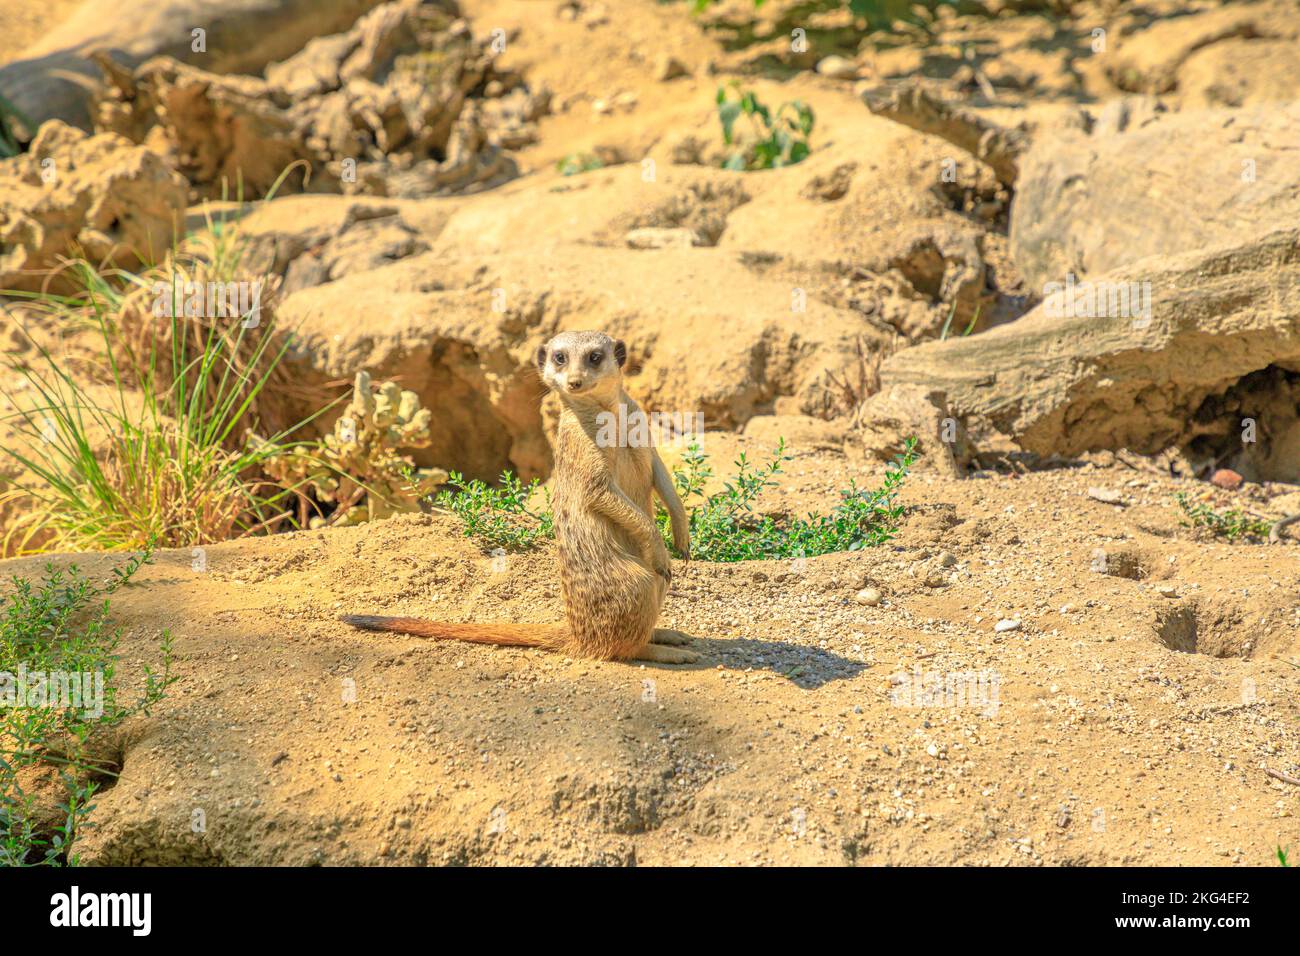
[0,0,389,135]
[0,120,187,292]
[882,226,1300,482]
[1105,0,1300,105]
[90,0,546,199]
[274,243,894,481]
[1009,101,1300,292]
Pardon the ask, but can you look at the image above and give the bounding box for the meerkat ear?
[613,339,627,368]
[535,344,547,372]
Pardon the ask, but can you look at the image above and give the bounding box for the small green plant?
[664,437,917,561]
[1279,846,1291,867]
[939,302,980,341]
[435,471,554,552]
[437,438,916,563]
[0,189,337,554]
[0,303,312,553]
[1,550,176,865]
[716,84,814,171]
[556,152,605,176]
[1174,493,1272,542]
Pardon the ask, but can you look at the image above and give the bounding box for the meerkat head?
[536,330,626,404]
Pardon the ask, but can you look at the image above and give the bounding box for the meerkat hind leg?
[651,628,693,646]
[636,643,701,664]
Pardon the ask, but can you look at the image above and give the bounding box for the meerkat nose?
[566,379,584,391]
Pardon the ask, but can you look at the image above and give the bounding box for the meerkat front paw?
[651,628,693,646]
[636,644,701,665]
[650,546,673,583]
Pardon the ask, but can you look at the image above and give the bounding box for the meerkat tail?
[340,615,563,648]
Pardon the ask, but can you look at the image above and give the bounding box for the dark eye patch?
[588,350,603,366]
[553,351,567,366]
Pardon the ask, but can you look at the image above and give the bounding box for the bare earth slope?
[37,436,1298,866]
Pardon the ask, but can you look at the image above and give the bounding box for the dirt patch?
[3,437,1279,866]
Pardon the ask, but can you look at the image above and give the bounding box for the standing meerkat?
[342,330,700,664]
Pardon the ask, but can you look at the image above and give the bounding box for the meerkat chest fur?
[554,398,655,524]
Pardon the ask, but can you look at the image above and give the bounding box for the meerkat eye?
[588,350,603,366]
[553,351,567,367]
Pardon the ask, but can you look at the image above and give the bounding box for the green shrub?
[1174,493,1272,542]
[716,84,814,171]
[435,471,554,552]
[0,301,312,554]
[1,550,176,865]
[438,438,917,562]
[556,153,605,176]
[0,198,346,554]
[664,437,917,561]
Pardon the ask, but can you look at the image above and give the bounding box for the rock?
[0,120,187,293]
[1155,584,1179,598]
[1087,487,1126,506]
[232,195,430,290]
[89,0,547,199]
[816,55,857,80]
[1211,469,1243,491]
[1010,101,1300,290]
[882,226,1300,482]
[854,588,882,607]
[274,235,894,479]
[937,551,956,567]
[1104,1,1300,106]
[654,54,689,82]
[994,618,1021,633]
[861,81,1028,187]
[848,384,967,477]
[0,0,389,134]
[624,227,700,250]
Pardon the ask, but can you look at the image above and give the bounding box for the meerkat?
[342,330,700,664]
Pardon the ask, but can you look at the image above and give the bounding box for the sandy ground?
[21,431,1290,866]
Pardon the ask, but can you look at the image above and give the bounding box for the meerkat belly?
[610,445,655,517]
[553,453,661,656]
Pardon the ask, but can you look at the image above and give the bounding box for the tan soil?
[35,431,1297,866]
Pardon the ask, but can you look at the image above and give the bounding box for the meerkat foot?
[651,628,693,646]
[635,644,701,665]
